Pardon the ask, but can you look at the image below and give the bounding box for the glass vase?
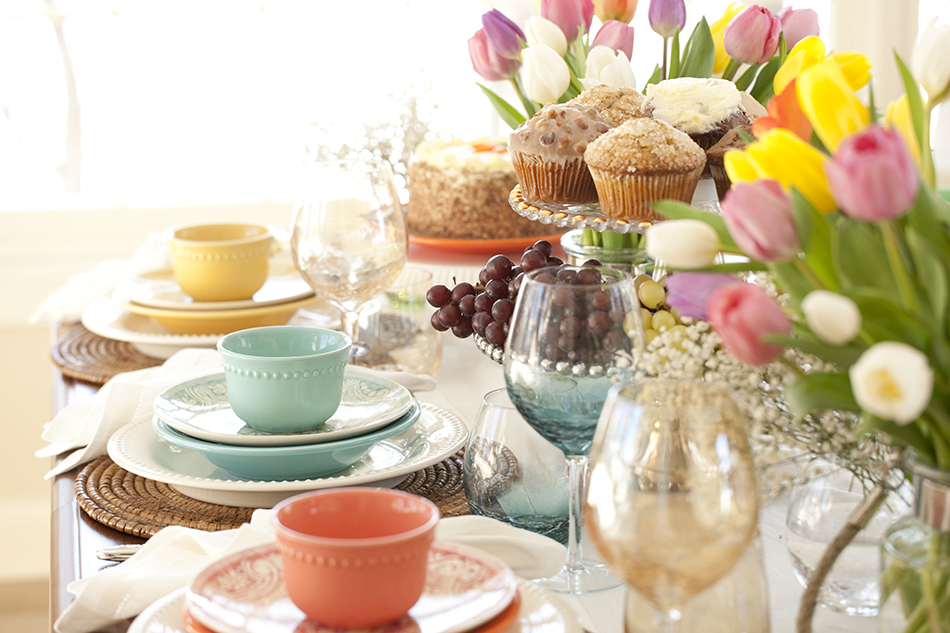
[559,229,653,276]
[880,453,950,633]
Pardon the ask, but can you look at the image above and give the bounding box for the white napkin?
[37,348,438,479]
[55,513,569,633]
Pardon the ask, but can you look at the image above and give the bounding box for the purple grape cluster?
[426,240,567,348]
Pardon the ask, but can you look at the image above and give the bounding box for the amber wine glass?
[585,379,759,632]
[291,159,408,356]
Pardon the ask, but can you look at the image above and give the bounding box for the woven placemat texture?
[76,451,470,538]
[52,323,163,384]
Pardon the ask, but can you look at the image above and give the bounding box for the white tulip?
[849,342,933,425]
[801,290,862,346]
[525,16,568,57]
[522,44,571,105]
[582,46,637,90]
[913,17,950,104]
[646,220,722,270]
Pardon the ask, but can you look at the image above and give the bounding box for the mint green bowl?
[217,326,352,433]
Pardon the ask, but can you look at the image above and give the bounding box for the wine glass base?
[531,560,623,595]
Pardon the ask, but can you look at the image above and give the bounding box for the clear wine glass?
[585,379,760,632]
[291,159,408,357]
[503,264,645,594]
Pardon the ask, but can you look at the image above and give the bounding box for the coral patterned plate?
[185,541,519,633]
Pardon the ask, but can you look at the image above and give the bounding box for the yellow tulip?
[773,36,825,95]
[797,59,870,151]
[710,2,746,74]
[829,51,872,91]
[723,150,759,183]
[886,94,922,169]
[745,129,837,213]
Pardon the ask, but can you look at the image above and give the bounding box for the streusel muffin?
[508,102,612,204]
[584,118,707,221]
[570,85,645,127]
[642,78,751,150]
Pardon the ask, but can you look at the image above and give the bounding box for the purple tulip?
[824,126,921,223]
[777,6,820,49]
[541,0,595,40]
[721,179,800,262]
[665,273,740,320]
[591,20,635,60]
[468,28,522,81]
[482,9,525,60]
[724,5,782,65]
[648,0,686,38]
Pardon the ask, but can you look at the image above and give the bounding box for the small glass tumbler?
[353,266,443,376]
[463,388,569,544]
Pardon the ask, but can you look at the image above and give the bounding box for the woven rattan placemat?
[76,451,470,539]
[52,323,163,384]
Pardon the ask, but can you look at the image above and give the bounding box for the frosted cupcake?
[642,78,751,150]
[584,118,706,221]
[508,102,612,204]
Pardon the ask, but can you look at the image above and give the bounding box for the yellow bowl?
[166,222,275,302]
[119,295,321,335]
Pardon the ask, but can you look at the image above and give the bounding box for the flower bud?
[582,45,637,90]
[773,36,825,95]
[647,0,686,39]
[645,219,722,270]
[594,0,639,23]
[521,44,572,104]
[710,2,747,74]
[800,290,861,346]
[525,16,569,57]
[824,125,920,223]
[912,17,950,105]
[482,9,525,61]
[591,20,635,60]
[707,282,791,366]
[721,180,800,262]
[541,0,595,41]
[776,6,819,49]
[469,29,522,81]
[724,5,782,66]
[796,59,869,152]
[849,342,933,425]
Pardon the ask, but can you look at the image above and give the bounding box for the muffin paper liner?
[510,153,599,204]
[709,163,732,201]
[590,164,706,221]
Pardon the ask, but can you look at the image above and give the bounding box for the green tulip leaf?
[734,64,761,92]
[832,218,900,297]
[478,84,526,129]
[771,329,864,368]
[905,226,949,328]
[644,64,662,90]
[790,188,839,291]
[749,55,782,105]
[905,185,950,257]
[850,289,931,351]
[856,413,935,463]
[678,17,715,79]
[651,200,737,249]
[784,372,858,419]
[770,260,816,303]
[894,52,926,160]
[512,74,541,117]
[669,28,681,79]
[682,261,769,274]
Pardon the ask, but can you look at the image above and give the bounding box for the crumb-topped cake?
[508,102,613,204]
[406,137,555,240]
[585,118,707,221]
[642,78,751,150]
[570,85,645,127]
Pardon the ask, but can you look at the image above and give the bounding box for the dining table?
[46,242,881,633]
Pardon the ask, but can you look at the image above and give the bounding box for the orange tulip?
[751,79,812,141]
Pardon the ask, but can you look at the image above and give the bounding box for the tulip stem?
[661,36,668,80]
[922,103,937,190]
[793,257,825,290]
[722,58,740,82]
[881,221,917,313]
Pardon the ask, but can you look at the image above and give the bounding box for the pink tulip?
[824,125,921,222]
[665,273,740,320]
[720,179,800,262]
[724,5,782,65]
[482,9,525,61]
[594,0,639,23]
[708,282,791,366]
[647,0,685,38]
[468,28,522,81]
[541,0,595,40]
[591,20,635,60]
[777,6,820,49]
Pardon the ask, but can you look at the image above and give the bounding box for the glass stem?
[340,308,367,357]
[564,454,589,593]
[654,608,682,633]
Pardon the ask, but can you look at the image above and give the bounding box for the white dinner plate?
[153,368,413,447]
[108,402,467,508]
[115,260,313,311]
[81,295,337,359]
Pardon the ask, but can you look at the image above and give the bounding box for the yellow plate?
[119,295,325,336]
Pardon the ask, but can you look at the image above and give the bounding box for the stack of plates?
[106,366,468,508]
[82,261,333,358]
[129,540,582,633]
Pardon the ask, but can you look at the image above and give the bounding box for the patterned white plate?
[153,367,413,447]
[107,402,467,508]
[186,540,518,633]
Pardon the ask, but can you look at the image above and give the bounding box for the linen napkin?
[55,513,569,633]
[37,348,437,479]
